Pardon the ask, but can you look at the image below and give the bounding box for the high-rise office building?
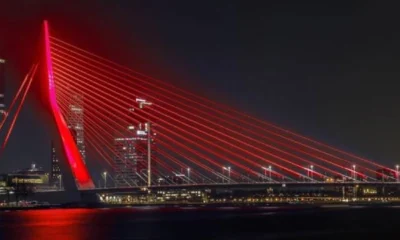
[113,128,148,187]
[113,102,156,187]
[0,58,6,119]
[66,94,86,162]
[50,141,62,187]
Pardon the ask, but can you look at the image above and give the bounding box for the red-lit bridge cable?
[57,99,171,185]
[50,55,354,177]
[156,139,233,182]
[0,66,34,131]
[50,37,376,166]
[58,81,284,183]
[49,51,368,175]
[50,54,362,178]
[51,56,380,180]
[76,110,172,181]
[52,54,346,181]
[52,70,322,179]
[53,75,260,174]
[54,76,305,180]
[2,64,38,150]
[56,99,118,169]
[56,90,214,182]
[156,147,216,183]
[55,79,304,183]
[56,96,134,170]
[56,87,230,183]
[51,59,345,178]
[55,85,235,180]
[47,41,388,172]
[50,56,351,177]
[50,65,310,176]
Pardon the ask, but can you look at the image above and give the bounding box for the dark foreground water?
[0,205,399,239]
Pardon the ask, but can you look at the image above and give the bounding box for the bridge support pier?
[80,191,101,204]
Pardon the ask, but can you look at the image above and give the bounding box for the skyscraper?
[0,58,6,119]
[114,128,148,187]
[50,141,62,188]
[113,101,156,187]
[66,94,86,162]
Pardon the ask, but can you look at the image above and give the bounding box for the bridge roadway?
[77,182,400,194]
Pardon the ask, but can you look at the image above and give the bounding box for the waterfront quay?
[97,182,400,205]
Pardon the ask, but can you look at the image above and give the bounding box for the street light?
[187,168,191,183]
[58,175,62,190]
[136,98,153,187]
[396,165,399,182]
[268,165,272,182]
[310,165,314,182]
[262,166,272,183]
[222,167,225,183]
[352,165,356,181]
[228,167,231,183]
[103,171,107,189]
[223,167,231,183]
[262,167,267,182]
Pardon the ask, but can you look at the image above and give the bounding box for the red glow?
[55,84,221,177]
[50,39,389,171]
[51,50,374,175]
[52,63,315,178]
[43,21,94,189]
[53,73,303,178]
[47,35,391,182]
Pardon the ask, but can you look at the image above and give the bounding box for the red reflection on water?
[6,209,96,240]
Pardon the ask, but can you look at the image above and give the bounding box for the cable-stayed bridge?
[1,21,399,201]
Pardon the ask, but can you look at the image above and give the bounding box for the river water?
[0,205,399,239]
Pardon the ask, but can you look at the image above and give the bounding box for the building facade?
[50,141,62,188]
[113,125,149,187]
[113,100,156,187]
[66,94,86,162]
[3,164,50,186]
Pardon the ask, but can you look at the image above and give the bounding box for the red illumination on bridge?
[43,20,94,189]
[25,24,395,188]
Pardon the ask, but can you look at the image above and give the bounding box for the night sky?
[1,1,400,179]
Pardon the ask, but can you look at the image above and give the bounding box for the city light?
[103,171,107,188]
[222,166,231,183]
[3,20,397,204]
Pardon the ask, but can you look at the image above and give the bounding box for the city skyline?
[0,1,400,181]
[2,2,400,239]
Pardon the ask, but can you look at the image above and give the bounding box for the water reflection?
[0,209,105,240]
[1,206,397,239]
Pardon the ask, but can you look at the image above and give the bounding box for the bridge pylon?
[43,20,95,191]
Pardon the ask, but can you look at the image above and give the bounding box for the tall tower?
[50,141,62,188]
[113,107,143,187]
[66,94,86,162]
[0,58,6,119]
[43,20,94,190]
[113,100,156,187]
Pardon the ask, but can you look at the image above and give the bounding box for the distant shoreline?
[0,201,398,212]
